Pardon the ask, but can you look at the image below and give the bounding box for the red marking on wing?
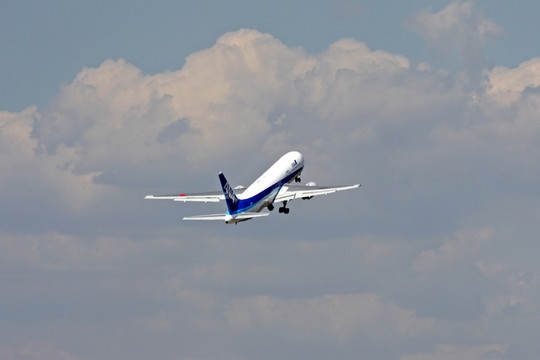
[179,194,186,196]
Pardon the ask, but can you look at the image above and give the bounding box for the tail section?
[218,172,239,213]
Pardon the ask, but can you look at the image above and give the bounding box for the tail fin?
[219,172,239,213]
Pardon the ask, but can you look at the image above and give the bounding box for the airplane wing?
[274,184,360,203]
[144,191,224,203]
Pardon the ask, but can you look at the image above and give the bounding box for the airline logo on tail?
[218,172,239,213]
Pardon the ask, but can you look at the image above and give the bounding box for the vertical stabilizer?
[218,172,239,213]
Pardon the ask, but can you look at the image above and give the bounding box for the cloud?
[17,342,84,360]
[2,26,539,257]
[0,29,462,218]
[33,30,311,170]
[414,227,493,272]
[0,106,114,232]
[0,342,85,360]
[478,262,540,319]
[225,293,433,342]
[487,58,540,105]
[2,28,540,360]
[401,343,509,360]
[0,231,158,273]
[408,1,504,86]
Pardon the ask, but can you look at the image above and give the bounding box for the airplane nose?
[289,151,303,162]
[297,152,304,166]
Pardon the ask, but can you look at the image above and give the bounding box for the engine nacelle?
[302,181,317,200]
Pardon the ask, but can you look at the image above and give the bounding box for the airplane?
[145,151,360,224]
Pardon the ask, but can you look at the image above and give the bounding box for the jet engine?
[302,182,317,200]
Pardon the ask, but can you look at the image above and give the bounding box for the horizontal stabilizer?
[183,214,229,221]
[232,212,270,220]
[145,193,223,202]
[183,212,270,223]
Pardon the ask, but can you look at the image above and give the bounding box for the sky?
[1,1,540,359]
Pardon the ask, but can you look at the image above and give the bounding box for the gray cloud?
[1,27,540,359]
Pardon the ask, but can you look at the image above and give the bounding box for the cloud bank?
[2,9,540,360]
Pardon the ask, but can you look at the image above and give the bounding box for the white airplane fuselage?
[224,151,304,223]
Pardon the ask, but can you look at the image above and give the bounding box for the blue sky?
[1,1,540,360]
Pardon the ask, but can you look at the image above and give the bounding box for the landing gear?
[295,177,301,183]
[278,201,290,214]
[267,204,274,211]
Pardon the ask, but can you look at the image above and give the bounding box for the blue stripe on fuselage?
[227,166,303,215]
